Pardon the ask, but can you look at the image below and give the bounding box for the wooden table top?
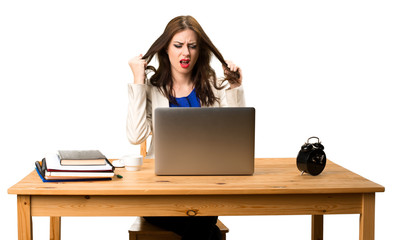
[8,158,384,196]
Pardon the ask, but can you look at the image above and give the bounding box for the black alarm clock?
[297,136,326,176]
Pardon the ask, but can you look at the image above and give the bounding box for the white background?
[1,0,393,239]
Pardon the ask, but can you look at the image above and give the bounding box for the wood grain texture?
[312,215,323,240]
[359,193,375,240]
[8,158,385,196]
[50,216,61,240]
[17,195,32,240]
[31,193,362,217]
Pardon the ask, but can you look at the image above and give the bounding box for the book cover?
[58,150,107,165]
[45,153,114,172]
[35,167,112,182]
[44,171,114,180]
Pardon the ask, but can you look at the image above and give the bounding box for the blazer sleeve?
[216,85,245,107]
[225,85,246,107]
[126,83,152,145]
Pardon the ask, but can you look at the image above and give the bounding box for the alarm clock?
[296,136,326,176]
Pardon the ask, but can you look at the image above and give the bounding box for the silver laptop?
[154,107,255,175]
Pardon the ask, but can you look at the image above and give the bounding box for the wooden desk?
[8,158,384,240]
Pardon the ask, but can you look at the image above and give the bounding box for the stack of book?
[35,150,115,182]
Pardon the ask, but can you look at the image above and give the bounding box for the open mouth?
[180,59,190,68]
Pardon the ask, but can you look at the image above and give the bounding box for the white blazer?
[126,82,246,158]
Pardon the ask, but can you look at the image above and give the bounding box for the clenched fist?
[128,54,147,84]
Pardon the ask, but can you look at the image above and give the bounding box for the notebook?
[154,107,255,175]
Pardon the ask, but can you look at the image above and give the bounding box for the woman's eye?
[174,44,182,48]
[189,45,197,49]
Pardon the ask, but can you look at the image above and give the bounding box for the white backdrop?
[1,0,393,239]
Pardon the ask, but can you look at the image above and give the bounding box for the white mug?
[120,155,143,171]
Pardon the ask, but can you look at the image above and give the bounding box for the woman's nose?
[182,45,190,56]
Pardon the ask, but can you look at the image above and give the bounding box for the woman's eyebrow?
[173,41,197,45]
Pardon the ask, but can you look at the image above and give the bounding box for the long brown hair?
[142,15,240,106]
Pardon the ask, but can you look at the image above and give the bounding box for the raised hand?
[128,54,147,84]
[223,60,243,89]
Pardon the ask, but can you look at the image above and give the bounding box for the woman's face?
[167,29,199,78]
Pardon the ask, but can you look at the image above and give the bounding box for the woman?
[126,15,245,240]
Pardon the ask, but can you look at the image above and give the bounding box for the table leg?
[312,215,323,240]
[17,195,32,240]
[50,217,61,240]
[359,193,375,240]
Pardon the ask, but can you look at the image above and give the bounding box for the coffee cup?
[120,155,143,171]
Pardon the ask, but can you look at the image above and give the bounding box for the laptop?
[154,107,255,175]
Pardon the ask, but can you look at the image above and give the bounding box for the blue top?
[170,88,201,107]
